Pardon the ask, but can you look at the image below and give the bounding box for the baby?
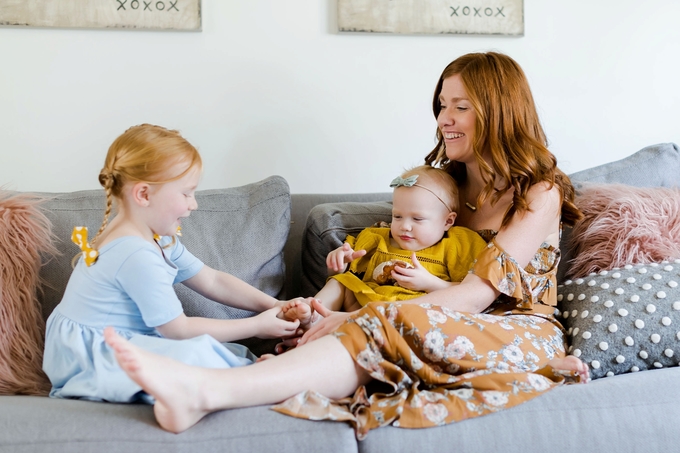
[282,165,487,327]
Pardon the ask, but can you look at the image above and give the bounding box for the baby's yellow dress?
[330,226,487,306]
[273,231,577,439]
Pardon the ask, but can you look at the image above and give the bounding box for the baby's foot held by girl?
[281,300,313,329]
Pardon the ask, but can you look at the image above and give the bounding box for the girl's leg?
[104,327,370,433]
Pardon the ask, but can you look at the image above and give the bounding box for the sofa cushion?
[0,396,358,453]
[37,176,291,323]
[558,262,680,380]
[567,142,680,189]
[357,366,680,453]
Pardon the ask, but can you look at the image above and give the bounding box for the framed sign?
[0,0,201,31]
[338,0,523,36]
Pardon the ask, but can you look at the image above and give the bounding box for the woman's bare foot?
[548,355,590,383]
[104,327,217,433]
[280,299,313,329]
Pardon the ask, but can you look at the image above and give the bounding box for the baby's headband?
[390,175,453,212]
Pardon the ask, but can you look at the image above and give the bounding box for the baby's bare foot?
[281,300,313,329]
[549,355,590,383]
[104,327,216,433]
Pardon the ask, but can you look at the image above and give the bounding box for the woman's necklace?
[463,179,481,212]
[465,202,477,212]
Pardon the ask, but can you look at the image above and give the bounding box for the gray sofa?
[1,143,679,453]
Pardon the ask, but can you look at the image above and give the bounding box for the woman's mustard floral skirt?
[273,302,574,439]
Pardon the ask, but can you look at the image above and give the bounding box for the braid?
[91,171,115,248]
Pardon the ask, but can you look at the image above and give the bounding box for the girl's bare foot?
[548,355,590,383]
[104,327,217,433]
[281,299,313,329]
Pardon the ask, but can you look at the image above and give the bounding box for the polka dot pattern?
[558,261,680,380]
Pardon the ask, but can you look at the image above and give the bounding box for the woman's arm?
[401,182,562,313]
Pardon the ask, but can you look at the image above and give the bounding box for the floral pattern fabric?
[471,239,560,316]
[272,237,572,439]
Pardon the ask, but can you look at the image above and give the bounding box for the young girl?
[43,124,302,403]
[281,165,487,326]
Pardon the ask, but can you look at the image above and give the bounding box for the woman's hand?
[391,253,452,293]
[297,299,353,346]
[274,331,305,354]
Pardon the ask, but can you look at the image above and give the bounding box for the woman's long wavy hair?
[92,124,202,248]
[424,52,582,228]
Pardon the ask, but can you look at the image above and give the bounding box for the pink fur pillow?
[0,192,56,395]
[566,184,680,279]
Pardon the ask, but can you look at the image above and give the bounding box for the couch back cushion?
[567,142,680,188]
[37,176,291,322]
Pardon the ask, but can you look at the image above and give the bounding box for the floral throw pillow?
[558,261,680,380]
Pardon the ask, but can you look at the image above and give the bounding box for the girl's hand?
[326,243,367,274]
[298,300,353,346]
[391,253,452,293]
[253,306,301,339]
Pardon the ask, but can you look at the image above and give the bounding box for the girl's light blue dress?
[43,236,255,403]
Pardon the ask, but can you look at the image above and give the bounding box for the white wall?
[1,0,678,194]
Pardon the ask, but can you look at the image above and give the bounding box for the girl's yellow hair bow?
[71,226,98,266]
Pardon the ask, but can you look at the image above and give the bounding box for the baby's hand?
[391,253,452,293]
[327,243,367,274]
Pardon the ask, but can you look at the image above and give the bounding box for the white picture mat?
[338,0,523,35]
[0,0,201,31]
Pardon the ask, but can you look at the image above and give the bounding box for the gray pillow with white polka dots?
[557,260,680,380]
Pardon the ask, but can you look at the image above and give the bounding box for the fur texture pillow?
[566,184,680,279]
[0,192,56,395]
